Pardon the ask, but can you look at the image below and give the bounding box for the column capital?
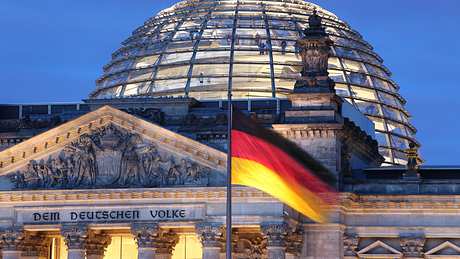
[400,234,425,258]
[0,227,25,251]
[343,233,359,257]
[86,232,111,257]
[131,222,160,248]
[261,222,289,247]
[196,222,224,248]
[156,231,179,255]
[286,226,304,256]
[61,224,88,250]
[21,233,50,258]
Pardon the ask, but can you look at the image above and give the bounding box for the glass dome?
[90,0,417,165]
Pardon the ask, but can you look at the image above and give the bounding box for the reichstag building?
[0,0,458,258]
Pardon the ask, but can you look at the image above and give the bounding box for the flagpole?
[226,94,232,259]
[227,2,238,257]
[226,64,233,258]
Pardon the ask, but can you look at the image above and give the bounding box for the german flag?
[231,111,337,223]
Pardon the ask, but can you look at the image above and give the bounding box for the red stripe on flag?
[231,129,335,195]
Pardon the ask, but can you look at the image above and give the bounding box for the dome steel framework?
[91,0,417,165]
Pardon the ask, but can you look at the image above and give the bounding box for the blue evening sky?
[0,0,458,165]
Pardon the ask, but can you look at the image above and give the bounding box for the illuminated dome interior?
[91,0,417,165]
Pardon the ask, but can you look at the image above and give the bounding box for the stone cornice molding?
[0,105,226,175]
[272,123,342,139]
[0,187,276,204]
[340,193,460,211]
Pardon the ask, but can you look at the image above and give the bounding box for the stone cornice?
[339,193,460,211]
[0,105,226,175]
[0,187,275,204]
[272,123,342,138]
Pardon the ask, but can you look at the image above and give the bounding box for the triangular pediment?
[0,106,226,190]
[425,241,460,258]
[357,240,402,258]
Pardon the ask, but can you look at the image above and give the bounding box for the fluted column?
[61,225,88,259]
[131,223,160,259]
[261,223,289,259]
[0,227,25,259]
[21,233,50,259]
[86,233,111,259]
[196,222,224,259]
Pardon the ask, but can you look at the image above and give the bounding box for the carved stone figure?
[9,124,210,190]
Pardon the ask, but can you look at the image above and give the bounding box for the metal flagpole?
[226,2,238,257]
[226,94,232,259]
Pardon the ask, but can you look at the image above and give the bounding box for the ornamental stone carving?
[400,235,425,257]
[233,233,266,259]
[0,227,25,251]
[9,124,210,190]
[261,222,289,247]
[294,9,334,90]
[286,226,304,256]
[155,231,179,255]
[21,233,50,257]
[196,222,224,248]
[343,233,359,256]
[61,225,88,250]
[86,233,111,256]
[131,223,160,248]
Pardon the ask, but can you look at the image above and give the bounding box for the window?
[156,65,189,79]
[347,72,370,85]
[350,86,377,100]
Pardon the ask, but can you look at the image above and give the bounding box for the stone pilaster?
[400,235,425,258]
[0,227,25,259]
[86,233,111,259]
[131,223,160,259]
[196,222,224,259]
[261,223,289,259]
[304,224,344,259]
[21,233,50,259]
[343,233,359,258]
[61,224,88,259]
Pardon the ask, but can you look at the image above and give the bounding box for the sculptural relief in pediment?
[5,124,222,190]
